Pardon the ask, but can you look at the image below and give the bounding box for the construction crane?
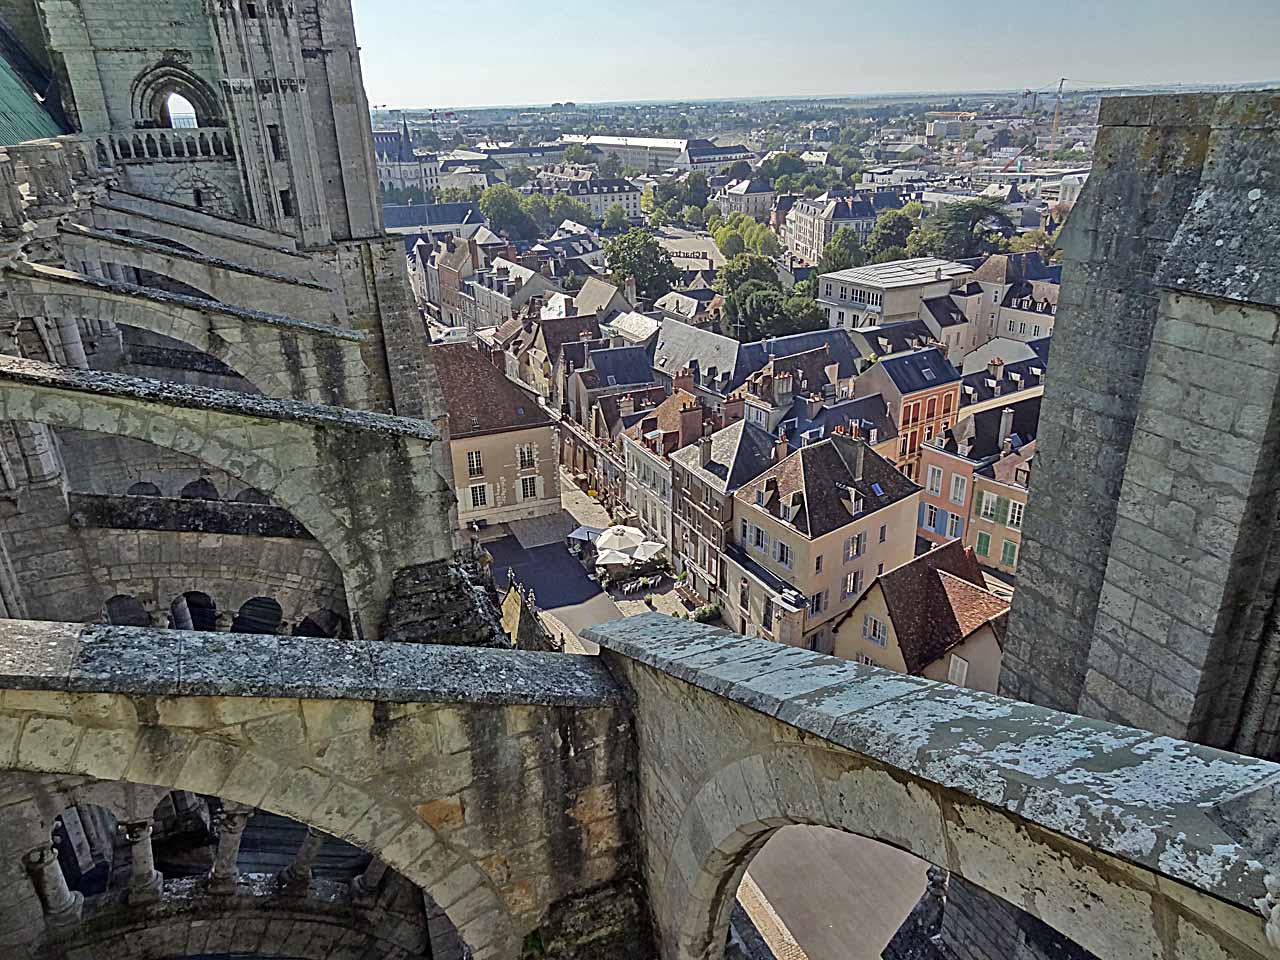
[1001,144,1030,173]
[1048,78,1066,156]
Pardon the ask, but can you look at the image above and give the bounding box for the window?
[521,475,538,501]
[279,188,294,217]
[925,396,937,419]
[878,523,886,543]
[857,653,877,667]
[1019,322,1027,334]
[1033,325,1041,337]
[518,444,536,470]
[1007,320,1016,333]
[808,590,828,616]
[267,124,284,161]
[755,490,765,506]
[762,597,773,631]
[753,525,768,552]
[467,450,483,478]
[877,562,884,575]
[926,465,943,496]
[976,531,991,557]
[775,540,793,568]
[740,519,748,542]
[947,654,969,687]
[814,554,823,574]
[925,503,938,528]
[845,569,863,598]
[863,614,887,647]
[1008,501,1025,528]
[950,474,967,505]
[844,531,866,561]
[942,393,953,414]
[947,513,963,538]
[469,484,488,508]
[979,492,997,520]
[1002,539,1019,567]
[244,1,259,16]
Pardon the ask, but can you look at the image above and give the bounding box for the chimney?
[999,406,1015,447]
[673,366,695,394]
[774,430,789,463]
[620,394,635,416]
[678,400,704,447]
[624,275,638,304]
[987,357,1004,379]
[698,434,713,467]
[854,440,865,479]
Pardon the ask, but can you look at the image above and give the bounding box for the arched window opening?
[164,91,198,129]
[171,591,217,631]
[125,481,161,497]
[179,477,219,501]
[234,486,271,504]
[293,608,349,639]
[105,594,150,626]
[231,596,283,634]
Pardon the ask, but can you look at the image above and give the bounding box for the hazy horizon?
[352,0,1280,111]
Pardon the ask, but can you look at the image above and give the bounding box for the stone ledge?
[0,355,438,440]
[68,491,312,539]
[10,260,364,341]
[0,619,623,707]
[61,223,332,289]
[585,612,1280,915]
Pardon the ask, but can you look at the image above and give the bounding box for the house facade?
[818,258,972,331]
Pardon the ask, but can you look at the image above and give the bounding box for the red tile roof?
[430,343,550,439]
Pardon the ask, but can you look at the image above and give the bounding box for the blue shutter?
[935,509,949,534]
[917,501,927,528]
[954,517,964,537]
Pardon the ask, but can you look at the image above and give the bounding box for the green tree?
[648,208,669,229]
[715,253,781,297]
[905,227,937,258]
[1010,228,1052,256]
[549,194,594,226]
[602,203,630,232]
[930,198,1015,258]
[662,197,682,219]
[743,222,781,258]
[603,228,679,300]
[685,171,710,208]
[865,209,916,260]
[438,185,481,203]
[564,143,594,165]
[522,192,553,232]
[783,289,825,333]
[723,159,752,179]
[815,226,865,274]
[714,226,746,258]
[480,184,538,239]
[505,165,533,188]
[870,244,907,264]
[703,202,723,222]
[598,153,623,178]
[683,205,705,228]
[640,185,657,215]
[758,152,806,180]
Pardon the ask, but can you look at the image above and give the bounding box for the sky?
[351,0,1280,110]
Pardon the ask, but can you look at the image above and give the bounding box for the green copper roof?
[0,52,63,146]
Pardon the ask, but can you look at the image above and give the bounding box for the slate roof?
[922,295,967,328]
[951,396,1041,461]
[671,419,777,494]
[740,329,862,382]
[575,277,628,317]
[779,394,897,451]
[430,343,549,439]
[736,434,917,539]
[853,320,936,358]
[971,252,1058,285]
[653,318,743,387]
[853,540,1008,674]
[577,345,657,391]
[959,340,1050,404]
[383,202,482,230]
[539,315,601,361]
[725,178,774,195]
[878,347,961,395]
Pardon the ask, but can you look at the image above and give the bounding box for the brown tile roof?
[867,540,1010,673]
[538,315,601,361]
[430,343,551,439]
[735,434,917,539]
[594,386,668,436]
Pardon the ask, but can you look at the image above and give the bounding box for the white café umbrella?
[595,525,646,552]
[631,541,665,562]
[568,525,605,542]
[594,548,635,567]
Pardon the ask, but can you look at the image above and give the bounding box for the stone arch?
[0,693,518,958]
[231,595,283,634]
[178,476,219,500]
[294,607,349,639]
[171,590,217,630]
[104,594,149,626]
[131,63,225,129]
[659,744,1265,960]
[0,359,454,634]
[125,480,161,496]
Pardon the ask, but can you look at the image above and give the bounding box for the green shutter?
[995,496,1011,525]
[976,532,990,557]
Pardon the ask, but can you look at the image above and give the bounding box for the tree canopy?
[603,229,679,301]
[816,226,865,274]
[479,183,598,240]
[563,143,594,165]
[865,209,916,260]
[602,203,630,232]
[910,197,1014,259]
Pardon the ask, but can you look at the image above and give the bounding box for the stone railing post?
[350,856,389,903]
[207,802,254,894]
[119,819,163,903]
[24,845,83,929]
[278,825,324,893]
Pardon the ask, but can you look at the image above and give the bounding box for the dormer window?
[755,490,765,506]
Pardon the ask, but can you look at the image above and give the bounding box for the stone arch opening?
[234,486,272,504]
[293,607,350,639]
[124,480,161,496]
[132,65,224,129]
[231,595,283,634]
[170,590,217,630]
[179,476,220,500]
[104,594,149,626]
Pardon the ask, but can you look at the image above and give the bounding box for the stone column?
[207,803,254,894]
[119,819,163,903]
[24,845,83,929]
[278,826,324,893]
[350,856,388,903]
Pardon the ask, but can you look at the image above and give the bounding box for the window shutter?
[935,509,948,534]
[948,655,969,686]
[862,614,869,639]
[536,475,545,499]
[995,496,1010,525]
[917,502,926,528]
[485,483,493,506]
